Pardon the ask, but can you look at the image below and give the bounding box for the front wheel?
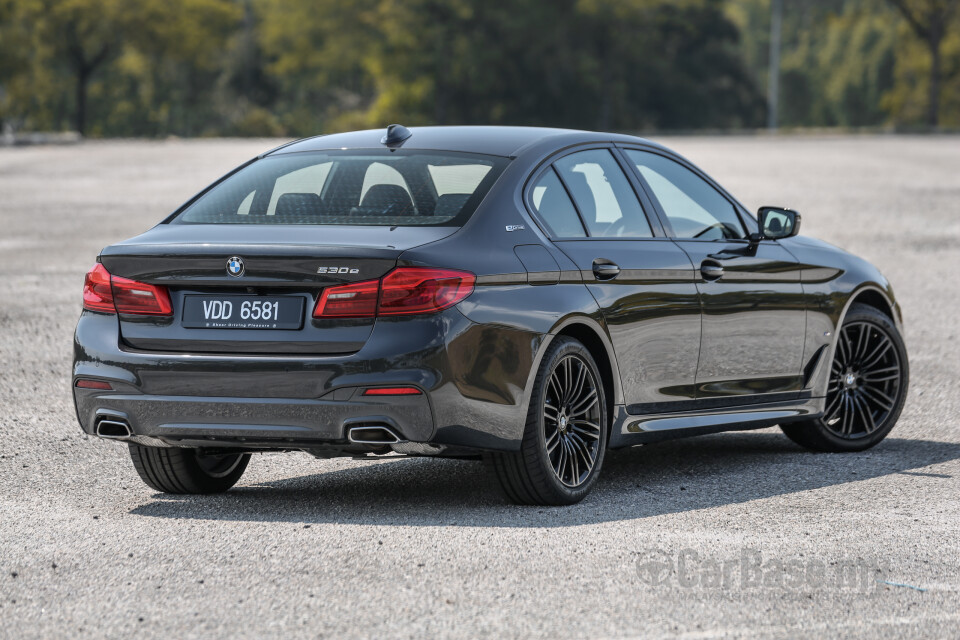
[489,336,608,505]
[781,303,909,452]
[128,444,250,494]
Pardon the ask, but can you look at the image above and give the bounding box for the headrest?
[360,184,415,216]
[275,192,325,218]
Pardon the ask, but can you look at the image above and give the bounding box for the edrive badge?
[226,256,245,277]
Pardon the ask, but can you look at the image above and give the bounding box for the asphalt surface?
[1,136,958,639]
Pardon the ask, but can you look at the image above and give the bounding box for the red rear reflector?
[82,264,115,312]
[378,268,475,316]
[81,264,172,316]
[75,379,113,390]
[312,267,475,319]
[313,278,380,318]
[362,387,422,396]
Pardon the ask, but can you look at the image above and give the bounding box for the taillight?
[378,268,475,316]
[313,278,380,318]
[82,264,115,312]
[82,264,173,316]
[312,267,475,319]
[110,275,173,315]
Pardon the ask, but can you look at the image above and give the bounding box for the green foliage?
[2,0,955,136]
[318,0,764,131]
[882,0,960,126]
[0,0,765,135]
[257,0,377,134]
[1,0,240,135]
[726,0,959,128]
[881,21,960,126]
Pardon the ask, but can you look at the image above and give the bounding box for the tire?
[781,303,909,452]
[128,444,250,494]
[489,336,608,505]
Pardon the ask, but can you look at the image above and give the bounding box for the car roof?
[266,126,663,159]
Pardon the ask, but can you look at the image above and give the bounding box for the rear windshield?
[172,149,508,226]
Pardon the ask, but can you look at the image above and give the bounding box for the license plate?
[182,295,304,330]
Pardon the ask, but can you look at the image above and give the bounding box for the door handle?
[592,261,621,280]
[701,263,724,280]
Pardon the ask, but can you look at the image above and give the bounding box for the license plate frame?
[181,295,305,330]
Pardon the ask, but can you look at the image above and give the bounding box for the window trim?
[530,166,588,238]
[615,144,757,241]
[522,144,666,241]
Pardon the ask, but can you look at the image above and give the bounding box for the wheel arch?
[528,316,623,437]
[809,283,904,399]
[840,284,902,331]
[785,281,909,452]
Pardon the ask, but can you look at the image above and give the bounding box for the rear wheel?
[128,444,250,494]
[781,303,908,452]
[489,336,608,505]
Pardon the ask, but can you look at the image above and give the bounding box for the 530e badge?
[317,267,360,274]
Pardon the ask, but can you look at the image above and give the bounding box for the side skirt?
[607,396,825,448]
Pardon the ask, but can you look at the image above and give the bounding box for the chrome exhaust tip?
[96,418,132,439]
[347,425,405,444]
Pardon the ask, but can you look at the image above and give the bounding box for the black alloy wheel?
[823,320,902,438]
[489,336,608,505]
[782,303,908,452]
[543,354,604,487]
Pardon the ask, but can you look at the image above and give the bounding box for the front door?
[623,148,807,401]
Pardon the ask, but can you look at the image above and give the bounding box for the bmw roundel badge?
[226,256,245,277]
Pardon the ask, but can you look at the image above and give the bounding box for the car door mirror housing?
[755,207,801,240]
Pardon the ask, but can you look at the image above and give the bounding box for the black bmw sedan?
[73,125,909,505]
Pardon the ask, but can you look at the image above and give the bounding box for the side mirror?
[755,207,801,241]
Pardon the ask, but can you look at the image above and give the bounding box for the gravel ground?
[1,136,958,639]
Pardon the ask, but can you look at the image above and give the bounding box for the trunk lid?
[100,224,456,354]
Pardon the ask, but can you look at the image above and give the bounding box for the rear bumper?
[75,386,433,447]
[73,309,542,451]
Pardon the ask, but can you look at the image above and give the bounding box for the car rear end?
[72,147,507,454]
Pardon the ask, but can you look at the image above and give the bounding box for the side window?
[554,149,652,238]
[530,168,586,238]
[625,150,745,240]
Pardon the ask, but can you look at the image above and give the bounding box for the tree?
[334,0,763,131]
[887,0,960,126]
[1,0,239,136]
[257,0,377,134]
[0,0,771,135]
[11,0,126,135]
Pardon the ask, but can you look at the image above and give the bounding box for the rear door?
[528,147,701,407]
[622,147,807,401]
